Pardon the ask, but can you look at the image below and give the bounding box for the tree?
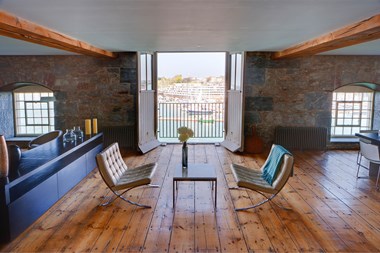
[173,74,183,83]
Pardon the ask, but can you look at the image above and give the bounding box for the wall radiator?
[101,125,136,149]
[274,126,327,150]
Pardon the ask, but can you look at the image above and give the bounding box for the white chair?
[230,144,294,211]
[96,142,159,208]
[357,139,380,190]
[356,130,378,165]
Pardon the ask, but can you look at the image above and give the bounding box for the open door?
[221,52,245,152]
[137,52,160,153]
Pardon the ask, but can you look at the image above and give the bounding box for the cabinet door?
[9,174,59,240]
[86,144,103,175]
[57,156,86,198]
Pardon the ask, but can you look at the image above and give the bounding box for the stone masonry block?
[120,68,136,83]
[246,67,265,85]
[316,111,332,129]
[305,92,330,110]
[245,96,273,111]
[244,111,261,125]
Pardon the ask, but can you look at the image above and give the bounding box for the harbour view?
[157,74,225,143]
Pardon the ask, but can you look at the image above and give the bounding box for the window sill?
[330,137,359,143]
[6,137,34,142]
[6,137,34,149]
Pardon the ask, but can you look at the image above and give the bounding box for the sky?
[157,52,226,78]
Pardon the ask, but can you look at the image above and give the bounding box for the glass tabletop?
[173,163,216,180]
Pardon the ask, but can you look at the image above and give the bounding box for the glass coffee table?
[173,163,217,208]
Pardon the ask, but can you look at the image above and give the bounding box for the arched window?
[331,84,374,137]
[13,86,55,136]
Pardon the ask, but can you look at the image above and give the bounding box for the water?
[157,102,224,142]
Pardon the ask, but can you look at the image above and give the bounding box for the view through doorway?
[157,52,226,143]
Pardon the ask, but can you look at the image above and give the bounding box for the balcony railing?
[158,102,224,142]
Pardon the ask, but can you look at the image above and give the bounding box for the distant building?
[158,76,225,103]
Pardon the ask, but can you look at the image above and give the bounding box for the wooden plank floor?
[1,144,380,252]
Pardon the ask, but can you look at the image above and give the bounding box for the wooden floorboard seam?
[1,145,380,253]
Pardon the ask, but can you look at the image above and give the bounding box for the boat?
[187,110,213,116]
[198,118,214,123]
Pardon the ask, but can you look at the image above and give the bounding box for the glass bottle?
[73,126,84,141]
[63,129,76,143]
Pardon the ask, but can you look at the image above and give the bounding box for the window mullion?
[15,91,55,136]
[331,91,373,137]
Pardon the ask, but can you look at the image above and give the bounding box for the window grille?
[331,91,373,137]
[14,91,55,136]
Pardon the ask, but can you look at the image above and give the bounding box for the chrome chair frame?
[96,142,159,208]
[230,144,294,211]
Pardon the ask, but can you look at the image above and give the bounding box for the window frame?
[24,101,51,126]
[139,53,154,91]
[13,88,55,137]
[331,89,374,137]
[229,53,243,91]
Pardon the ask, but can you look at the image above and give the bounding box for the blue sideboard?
[0,133,103,242]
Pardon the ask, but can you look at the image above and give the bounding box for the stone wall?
[244,52,380,146]
[0,53,137,135]
[0,92,14,137]
[373,92,380,130]
[1,52,380,148]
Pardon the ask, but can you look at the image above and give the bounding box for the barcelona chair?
[96,142,159,208]
[230,144,294,211]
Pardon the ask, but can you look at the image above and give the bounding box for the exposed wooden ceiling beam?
[272,13,380,59]
[0,10,117,58]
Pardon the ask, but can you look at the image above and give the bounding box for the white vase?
[0,135,9,177]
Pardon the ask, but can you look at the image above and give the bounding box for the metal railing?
[158,102,224,141]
